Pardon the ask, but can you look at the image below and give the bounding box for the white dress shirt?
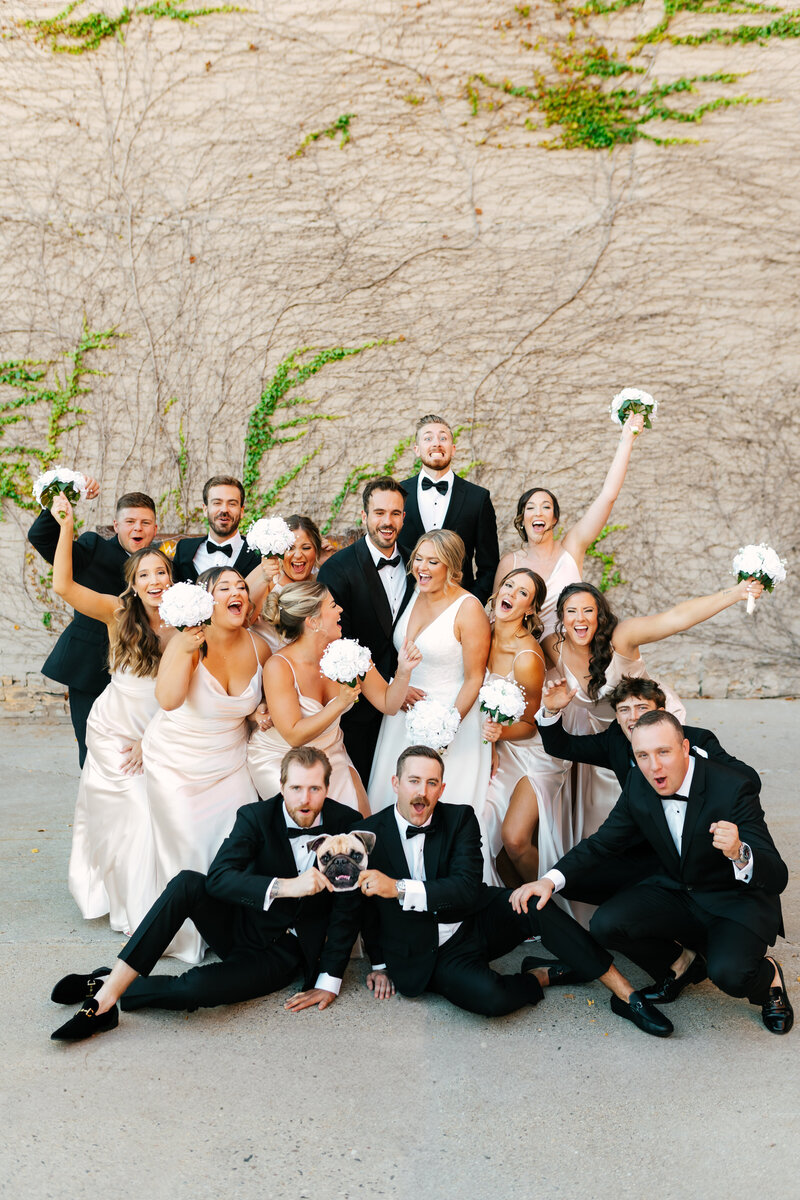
[545,755,753,892]
[263,804,341,995]
[192,530,244,575]
[417,468,454,532]
[364,534,406,620]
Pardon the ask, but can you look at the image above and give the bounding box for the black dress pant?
[68,686,103,768]
[426,888,613,1017]
[589,884,774,1005]
[118,871,304,1012]
[341,702,382,785]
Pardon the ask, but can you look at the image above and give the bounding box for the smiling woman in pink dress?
[494,412,645,638]
[250,515,323,653]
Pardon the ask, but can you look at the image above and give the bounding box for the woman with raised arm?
[142,566,271,964]
[367,530,492,814]
[477,568,571,888]
[247,581,421,817]
[49,494,175,936]
[250,515,323,652]
[494,412,644,637]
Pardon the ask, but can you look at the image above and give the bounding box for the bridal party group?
[31,410,793,1042]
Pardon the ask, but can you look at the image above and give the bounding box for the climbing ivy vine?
[23,0,244,54]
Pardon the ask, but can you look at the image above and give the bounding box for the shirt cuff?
[535,707,561,726]
[371,963,387,972]
[263,878,278,911]
[543,869,566,893]
[402,879,428,911]
[732,845,753,884]
[314,973,341,995]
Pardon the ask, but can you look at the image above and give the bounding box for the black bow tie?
[287,826,323,839]
[406,824,435,839]
[206,540,233,558]
[376,555,401,571]
[421,477,448,496]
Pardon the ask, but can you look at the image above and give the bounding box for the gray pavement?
[2,700,798,1200]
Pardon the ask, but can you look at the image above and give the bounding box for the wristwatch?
[396,879,407,905]
[732,842,752,867]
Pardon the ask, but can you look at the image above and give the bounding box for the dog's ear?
[351,830,377,854]
[307,835,329,855]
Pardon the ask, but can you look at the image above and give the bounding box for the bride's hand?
[622,412,645,441]
[736,577,764,604]
[397,637,422,675]
[50,492,74,528]
[120,739,144,776]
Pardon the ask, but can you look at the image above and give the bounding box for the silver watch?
[396,879,407,904]
[733,842,752,866]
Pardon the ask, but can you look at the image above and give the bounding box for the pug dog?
[307,831,377,891]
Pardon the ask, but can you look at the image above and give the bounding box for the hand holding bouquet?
[405,697,461,754]
[610,388,657,433]
[158,581,216,630]
[34,466,89,509]
[478,677,526,743]
[320,638,372,701]
[732,544,787,614]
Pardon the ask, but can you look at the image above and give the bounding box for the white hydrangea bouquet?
[33,466,89,509]
[245,516,295,559]
[158,581,216,630]
[320,638,372,699]
[478,677,526,741]
[610,388,657,432]
[732,544,787,614]
[405,697,461,754]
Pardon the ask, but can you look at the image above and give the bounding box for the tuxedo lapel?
[354,537,393,639]
[422,806,445,882]
[442,473,467,531]
[402,475,424,541]
[375,808,411,880]
[633,778,681,871]
[679,757,708,870]
[265,798,299,879]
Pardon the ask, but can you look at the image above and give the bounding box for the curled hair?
[396,744,444,779]
[609,675,666,711]
[263,580,326,642]
[196,567,251,654]
[408,529,464,588]
[280,745,332,787]
[513,487,560,544]
[285,514,322,561]
[490,568,547,639]
[555,582,618,701]
[108,548,173,677]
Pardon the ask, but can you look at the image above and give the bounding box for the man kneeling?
[351,745,672,1036]
[50,747,359,1041]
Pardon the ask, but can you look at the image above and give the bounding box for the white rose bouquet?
[320,638,372,697]
[731,544,787,614]
[158,581,216,630]
[478,677,526,742]
[610,388,657,431]
[245,516,295,559]
[405,698,461,754]
[33,466,89,509]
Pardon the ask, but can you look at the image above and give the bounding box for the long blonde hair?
[408,528,465,588]
[108,548,173,677]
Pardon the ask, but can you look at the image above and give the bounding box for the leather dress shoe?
[641,954,707,1004]
[51,966,111,1004]
[51,997,119,1042]
[761,960,794,1035]
[610,990,674,1038]
[521,956,583,987]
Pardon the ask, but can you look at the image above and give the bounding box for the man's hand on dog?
[358,869,398,899]
[284,988,337,1013]
[366,971,396,1000]
[274,867,333,899]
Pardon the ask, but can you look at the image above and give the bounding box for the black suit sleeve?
[205,806,276,909]
[538,714,612,768]
[730,785,788,894]
[28,508,100,575]
[317,556,355,640]
[554,786,648,882]
[424,808,485,913]
[472,488,499,605]
[318,891,363,979]
[689,727,761,792]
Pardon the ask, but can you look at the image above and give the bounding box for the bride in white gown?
[368,530,491,815]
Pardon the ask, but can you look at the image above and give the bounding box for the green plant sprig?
[291,114,356,159]
[585,523,627,592]
[25,0,245,54]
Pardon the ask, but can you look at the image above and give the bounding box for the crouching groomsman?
[50,748,360,1040]
[517,710,793,1035]
[351,745,672,1035]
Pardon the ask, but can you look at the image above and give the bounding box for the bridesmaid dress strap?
[246,628,261,672]
[274,652,299,687]
[509,647,544,676]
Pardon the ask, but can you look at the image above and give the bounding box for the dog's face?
[307,831,377,891]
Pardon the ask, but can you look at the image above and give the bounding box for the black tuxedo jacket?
[396,473,499,605]
[27,508,128,694]
[172,536,261,583]
[352,803,491,996]
[205,794,360,987]
[554,757,787,945]
[538,715,761,792]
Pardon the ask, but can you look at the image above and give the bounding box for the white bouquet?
[33,465,89,509]
[158,581,216,630]
[405,698,461,754]
[479,677,526,740]
[245,516,295,559]
[320,638,372,695]
[610,388,657,431]
[732,544,787,614]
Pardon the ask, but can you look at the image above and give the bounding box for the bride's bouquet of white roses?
[245,516,295,559]
[731,544,787,614]
[405,697,461,755]
[320,638,372,699]
[158,581,216,630]
[609,388,657,432]
[33,465,89,509]
[478,677,526,742]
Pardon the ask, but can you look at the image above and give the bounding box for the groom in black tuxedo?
[396,414,499,605]
[172,475,261,583]
[521,710,793,1035]
[27,484,158,765]
[50,748,361,1040]
[317,477,416,783]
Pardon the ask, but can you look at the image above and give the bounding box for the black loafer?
[51,966,111,1005]
[610,990,673,1038]
[761,960,794,1035]
[51,997,119,1042]
[521,955,583,987]
[641,954,707,1004]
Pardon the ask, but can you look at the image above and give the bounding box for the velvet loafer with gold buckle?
[51,997,119,1042]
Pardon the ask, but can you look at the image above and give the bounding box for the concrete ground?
[2,700,798,1200]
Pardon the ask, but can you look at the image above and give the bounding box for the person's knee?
[168,869,207,901]
[502,825,532,860]
[588,905,622,945]
[708,959,756,999]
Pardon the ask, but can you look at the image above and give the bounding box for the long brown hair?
[555,582,618,701]
[108,548,173,677]
[490,568,547,639]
